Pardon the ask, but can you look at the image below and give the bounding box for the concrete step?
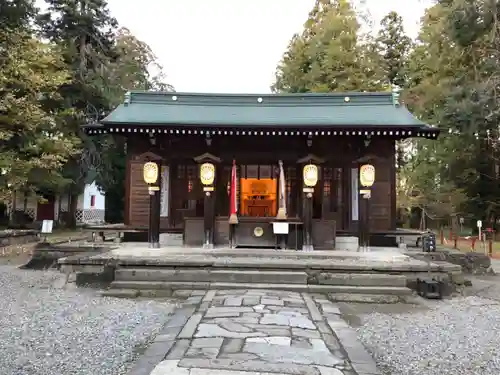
[114,268,308,284]
[109,280,413,296]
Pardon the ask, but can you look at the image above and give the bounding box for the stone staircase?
[59,248,463,302]
[108,266,413,302]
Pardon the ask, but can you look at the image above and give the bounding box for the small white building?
[12,181,106,225]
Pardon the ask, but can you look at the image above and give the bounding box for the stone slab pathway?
[127,289,380,375]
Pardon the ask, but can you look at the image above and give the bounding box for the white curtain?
[160,165,169,217]
[351,168,358,221]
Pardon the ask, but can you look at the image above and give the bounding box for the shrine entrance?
[240,178,277,217]
[238,164,277,218]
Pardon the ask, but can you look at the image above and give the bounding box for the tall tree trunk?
[420,208,426,231]
[23,192,27,212]
[9,191,16,223]
[57,194,62,225]
[67,193,79,228]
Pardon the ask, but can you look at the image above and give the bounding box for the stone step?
[115,268,406,287]
[313,272,406,287]
[115,268,308,284]
[100,289,139,298]
[109,280,413,296]
[328,293,412,304]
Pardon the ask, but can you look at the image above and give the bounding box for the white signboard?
[477,220,482,228]
[41,220,53,234]
[272,222,289,234]
[459,217,464,224]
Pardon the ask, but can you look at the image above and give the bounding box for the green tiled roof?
[100,91,432,129]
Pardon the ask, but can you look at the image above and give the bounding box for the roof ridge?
[127,90,391,97]
[127,91,394,107]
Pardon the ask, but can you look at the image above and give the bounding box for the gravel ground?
[0,265,177,375]
[356,295,500,375]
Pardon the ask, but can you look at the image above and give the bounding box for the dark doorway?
[36,196,55,221]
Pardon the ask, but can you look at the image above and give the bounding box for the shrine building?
[84,91,439,250]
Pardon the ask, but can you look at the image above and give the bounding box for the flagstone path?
[127,289,380,375]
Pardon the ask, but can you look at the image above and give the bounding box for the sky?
[83,1,436,93]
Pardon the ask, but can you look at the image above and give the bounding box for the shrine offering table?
[233,217,303,249]
[233,217,274,247]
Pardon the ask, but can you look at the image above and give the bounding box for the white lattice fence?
[15,208,35,219]
[76,209,105,224]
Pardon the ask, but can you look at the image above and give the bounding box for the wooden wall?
[366,153,395,231]
[124,133,396,232]
[126,151,170,229]
[127,161,148,227]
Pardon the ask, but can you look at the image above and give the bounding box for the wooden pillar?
[144,160,161,248]
[301,163,320,252]
[298,156,323,252]
[358,192,370,249]
[302,188,314,251]
[148,178,161,248]
[203,186,215,248]
[359,164,375,250]
[195,153,221,249]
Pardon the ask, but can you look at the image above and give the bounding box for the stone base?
[0,229,39,247]
[160,233,183,246]
[335,236,358,251]
[406,249,492,275]
[21,243,106,270]
[58,247,465,299]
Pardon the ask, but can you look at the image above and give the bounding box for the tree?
[272,0,385,93]
[400,0,500,228]
[0,1,79,204]
[95,27,174,223]
[398,4,466,226]
[107,27,173,105]
[0,0,36,31]
[375,11,413,170]
[376,11,412,88]
[397,139,467,228]
[38,0,119,226]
